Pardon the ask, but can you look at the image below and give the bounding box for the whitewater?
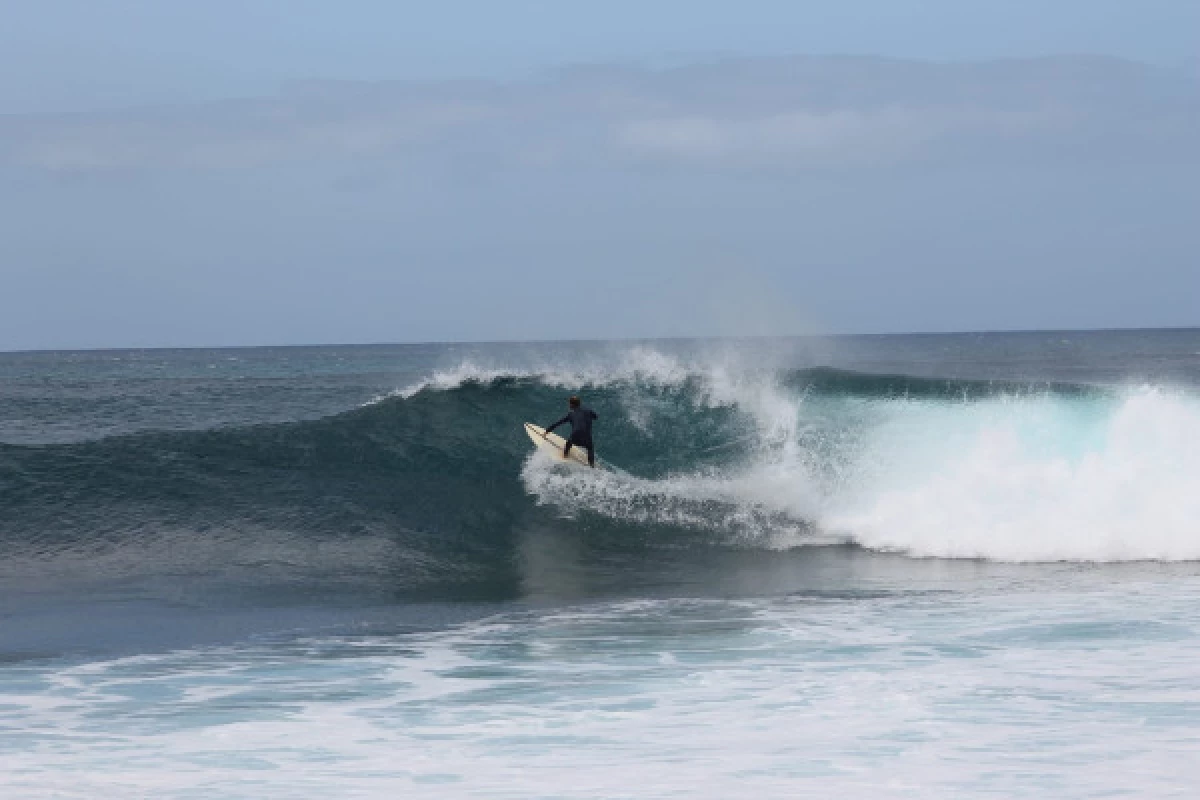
[416,346,1200,562]
[2,331,1199,798]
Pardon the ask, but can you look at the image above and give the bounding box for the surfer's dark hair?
[569,396,580,408]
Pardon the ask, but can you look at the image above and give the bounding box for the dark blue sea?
[3,331,1200,797]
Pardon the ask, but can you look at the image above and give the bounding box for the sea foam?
[509,349,1200,562]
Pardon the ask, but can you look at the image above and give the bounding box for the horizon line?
[4,324,1197,356]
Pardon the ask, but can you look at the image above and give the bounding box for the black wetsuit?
[545,407,598,466]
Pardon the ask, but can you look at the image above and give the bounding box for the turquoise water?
[2,331,1199,797]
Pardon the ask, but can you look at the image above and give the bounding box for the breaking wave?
[4,348,1199,602]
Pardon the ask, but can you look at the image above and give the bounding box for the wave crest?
[7,348,1200,580]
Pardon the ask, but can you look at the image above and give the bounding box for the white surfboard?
[524,422,593,467]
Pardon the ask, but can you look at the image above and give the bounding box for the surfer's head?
[569,396,581,409]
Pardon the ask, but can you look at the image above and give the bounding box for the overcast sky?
[2,1,1198,349]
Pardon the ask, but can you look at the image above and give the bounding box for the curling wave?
[3,351,1199,602]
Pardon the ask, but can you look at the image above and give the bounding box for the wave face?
[4,346,1200,602]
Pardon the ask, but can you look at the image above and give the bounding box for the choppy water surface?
[3,330,1199,797]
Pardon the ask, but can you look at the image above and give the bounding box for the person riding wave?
[544,396,598,467]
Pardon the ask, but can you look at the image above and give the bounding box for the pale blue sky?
[1,2,1198,348]
[2,0,1198,113]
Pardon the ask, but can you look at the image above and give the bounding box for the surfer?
[543,396,598,467]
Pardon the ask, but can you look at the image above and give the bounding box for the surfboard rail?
[524,422,593,467]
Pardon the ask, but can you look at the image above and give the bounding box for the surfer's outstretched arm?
[544,415,569,435]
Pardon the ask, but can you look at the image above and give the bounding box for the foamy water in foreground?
[5,333,1200,798]
[6,573,1200,798]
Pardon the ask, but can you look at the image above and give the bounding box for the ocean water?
[3,331,1200,798]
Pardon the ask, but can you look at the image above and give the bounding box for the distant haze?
[2,6,1198,349]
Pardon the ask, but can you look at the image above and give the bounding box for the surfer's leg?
[586,445,595,467]
[562,440,573,459]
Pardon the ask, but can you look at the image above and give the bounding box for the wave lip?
[7,347,1200,594]
[827,387,1200,562]
[486,355,1200,563]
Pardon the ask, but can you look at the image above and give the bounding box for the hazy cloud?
[614,107,1063,167]
[3,54,1198,348]
[2,55,1196,174]
[2,99,496,171]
